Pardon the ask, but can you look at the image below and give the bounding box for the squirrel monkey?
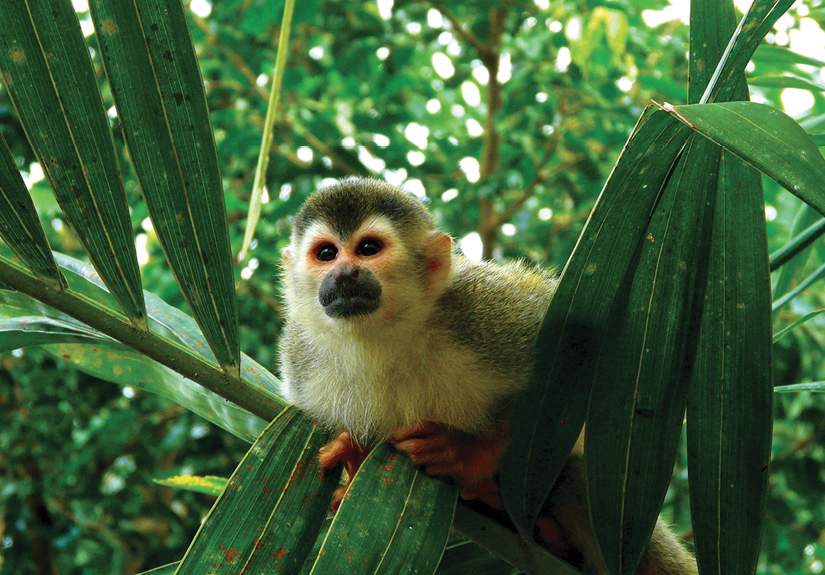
[278,178,697,575]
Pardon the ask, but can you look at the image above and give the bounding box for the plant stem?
[0,255,285,422]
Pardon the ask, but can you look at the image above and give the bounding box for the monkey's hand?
[390,421,508,506]
[319,431,370,510]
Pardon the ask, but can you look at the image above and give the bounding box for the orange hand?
[390,421,509,502]
[318,431,370,510]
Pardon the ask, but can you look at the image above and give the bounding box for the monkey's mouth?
[320,286,382,318]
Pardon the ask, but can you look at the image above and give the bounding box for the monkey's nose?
[319,265,382,318]
[335,263,360,280]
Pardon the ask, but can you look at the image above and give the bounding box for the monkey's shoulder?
[444,256,556,309]
[435,257,556,368]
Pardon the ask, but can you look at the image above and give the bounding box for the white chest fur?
[289,326,512,443]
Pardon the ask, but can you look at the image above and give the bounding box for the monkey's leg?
[544,451,698,575]
[318,431,370,509]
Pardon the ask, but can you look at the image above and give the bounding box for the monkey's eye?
[316,243,338,262]
[356,238,383,257]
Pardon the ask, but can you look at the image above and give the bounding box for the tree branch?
[479,7,506,260]
[429,2,491,58]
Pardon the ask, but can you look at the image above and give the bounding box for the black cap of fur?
[292,178,435,241]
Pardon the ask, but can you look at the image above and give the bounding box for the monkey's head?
[282,179,452,331]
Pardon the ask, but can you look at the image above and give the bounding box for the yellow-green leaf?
[155,475,228,497]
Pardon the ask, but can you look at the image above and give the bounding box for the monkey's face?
[315,242,383,318]
[285,215,427,328]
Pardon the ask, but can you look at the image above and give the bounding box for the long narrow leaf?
[772,263,825,312]
[687,150,773,575]
[52,251,284,401]
[308,443,458,575]
[0,134,64,287]
[0,246,285,429]
[662,101,825,218]
[774,382,825,393]
[240,0,296,260]
[748,74,825,92]
[500,107,691,533]
[770,208,824,273]
[175,408,339,575]
[702,0,796,103]
[0,282,278,442]
[43,341,269,442]
[685,3,774,571]
[586,135,718,574]
[155,475,227,497]
[753,44,825,68]
[89,0,240,373]
[434,541,519,575]
[0,314,104,353]
[451,505,582,575]
[773,309,825,343]
[0,1,145,321]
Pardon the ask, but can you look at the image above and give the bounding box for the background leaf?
[0,134,64,286]
[0,0,145,321]
[89,0,240,373]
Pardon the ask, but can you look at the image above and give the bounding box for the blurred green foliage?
[2,0,825,573]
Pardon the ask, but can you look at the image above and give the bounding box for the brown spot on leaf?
[273,546,287,560]
[100,19,118,36]
[9,47,25,64]
[218,545,240,563]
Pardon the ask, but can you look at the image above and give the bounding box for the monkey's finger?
[461,485,504,511]
[329,485,349,511]
[459,479,499,501]
[390,421,444,442]
[393,438,455,462]
[318,431,367,470]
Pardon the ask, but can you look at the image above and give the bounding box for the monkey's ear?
[281,246,292,268]
[424,231,452,295]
